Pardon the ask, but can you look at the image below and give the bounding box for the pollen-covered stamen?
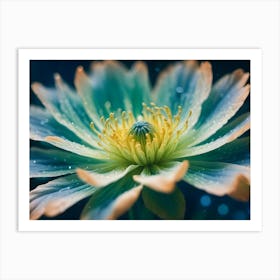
[129,121,154,146]
[90,103,192,167]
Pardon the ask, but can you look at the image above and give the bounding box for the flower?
[30,60,250,220]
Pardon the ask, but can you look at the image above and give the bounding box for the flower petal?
[186,69,250,146]
[142,187,185,220]
[133,161,188,193]
[153,61,212,127]
[30,106,105,159]
[31,81,99,148]
[81,168,142,220]
[176,113,250,157]
[227,174,250,201]
[106,186,143,220]
[30,147,106,178]
[44,136,106,159]
[76,165,138,187]
[186,137,250,166]
[127,61,151,116]
[183,161,250,201]
[30,174,95,219]
[75,61,151,119]
[30,105,82,143]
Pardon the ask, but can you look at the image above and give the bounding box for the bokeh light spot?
[200,195,212,207]
[217,204,229,216]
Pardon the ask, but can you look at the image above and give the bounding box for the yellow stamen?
[90,103,191,166]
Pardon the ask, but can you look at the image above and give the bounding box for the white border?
[18,48,262,232]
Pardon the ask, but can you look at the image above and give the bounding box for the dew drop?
[176,86,184,94]
[40,119,49,125]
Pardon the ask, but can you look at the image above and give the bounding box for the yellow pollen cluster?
[90,103,191,167]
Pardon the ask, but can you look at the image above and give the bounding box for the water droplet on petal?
[176,86,184,94]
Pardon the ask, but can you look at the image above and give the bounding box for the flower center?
[129,121,154,146]
[90,103,190,167]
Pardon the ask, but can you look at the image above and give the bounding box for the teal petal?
[142,187,185,220]
[127,62,151,115]
[81,167,142,219]
[30,105,83,144]
[176,113,250,158]
[30,174,95,219]
[30,106,106,159]
[74,61,151,119]
[186,137,250,165]
[31,81,100,148]
[153,61,212,126]
[30,147,107,178]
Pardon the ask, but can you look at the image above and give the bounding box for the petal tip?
[173,160,189,182]
[31,82,43,94]
[228,174,250,202]
[45,136,62,143]
[76,168,94,185]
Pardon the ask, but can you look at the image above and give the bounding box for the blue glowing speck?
[200,195,211,207]
[217,204,229,216]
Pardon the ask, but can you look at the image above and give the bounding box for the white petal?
[44,136,106,159]
[30,175,95,219]
[76,165,138,187]
[186,69,250,146]
[106,186,143,220]
[133,161,189,193]
[183,161,250,201]
[176,113,250,157]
